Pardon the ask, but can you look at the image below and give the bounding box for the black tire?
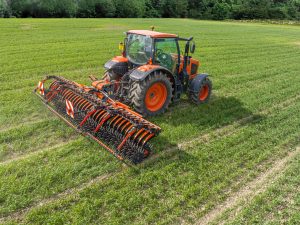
[189,77,212,105]
[128,71,173,117]
[103,71,119,81]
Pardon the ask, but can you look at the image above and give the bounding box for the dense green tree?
[77,0,115,18]
[1,0,299,20]
[144,0,160,17]
[161,0,188,18]
[77,0,96,17]
[187,0,207,18]
[114,0,146,18]
[8,0,77,17]
[286,0,300,19]
[0,0,10,17]
[212,2,230,20]
[95,0,115,17]
[53,0,76,17]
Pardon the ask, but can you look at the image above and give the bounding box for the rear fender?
[104,56,128,76]
[130,65,175,83]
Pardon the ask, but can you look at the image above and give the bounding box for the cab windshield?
[126,34,152,65]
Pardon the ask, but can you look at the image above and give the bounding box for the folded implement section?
[34,76,160,164]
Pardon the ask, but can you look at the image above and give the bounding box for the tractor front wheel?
[189,77,212,104]
[129,71,172,117]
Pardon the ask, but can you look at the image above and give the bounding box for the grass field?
[0,18,299,224]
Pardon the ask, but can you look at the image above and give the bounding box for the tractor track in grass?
[0,37,274,55]
[144,94,300,165]
[182,93,299,146]
[179,93,300,150]
[1,19,299,224]
[1,39,293,66]
[2,73,294,137]
[0,139,78,166]
[193,146,300,225]
[0,39,282,60]
[1,97,298,224]
[0,118,49,133]
[0,65,103,90]
[167,71,300,120]
[0,89,298,222]
[3,134,297,224]
[1,92,298,214]
[2,54,299,129]
[0,57,106,79]
[2,48,298,86]
[1,92,298,168]
[0,172,115,223]
[1,45,298,84]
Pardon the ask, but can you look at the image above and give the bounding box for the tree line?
[0,0,299,20]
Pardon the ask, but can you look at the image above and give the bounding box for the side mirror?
[190,42,196,54]
[119,42,124,51]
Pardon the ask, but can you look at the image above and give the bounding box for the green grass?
[229,153,300,225]
[0,18,300,224]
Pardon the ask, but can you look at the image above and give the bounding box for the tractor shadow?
[139,95,266,168]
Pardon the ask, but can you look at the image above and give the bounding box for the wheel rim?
[199,84,209,101]
[145,82,167,112]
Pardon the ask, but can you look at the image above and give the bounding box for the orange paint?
[111,56,128,63]
[188,58,200,80]
[199,84,209,101]
[143,133,155,145]
[92,80,111,91]
[128,30,177,38]
[137,64,160,72]
[137,131,150,144]
[145,82,167,112]
[133,128,145,140]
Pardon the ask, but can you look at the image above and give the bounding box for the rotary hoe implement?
[35,29,212,164]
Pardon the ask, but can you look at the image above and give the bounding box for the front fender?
[188,74,209,93]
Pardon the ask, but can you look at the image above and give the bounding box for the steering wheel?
[156,49,173,69]
[156,48,163,56]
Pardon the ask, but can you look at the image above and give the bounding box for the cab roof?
[127,30,178,38]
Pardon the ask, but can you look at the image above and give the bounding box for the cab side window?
[154,38,178,72]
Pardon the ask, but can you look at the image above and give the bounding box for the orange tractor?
[35,30,212,163]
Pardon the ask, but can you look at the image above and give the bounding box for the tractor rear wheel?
[129,71,172,117]
[189,77,212,104]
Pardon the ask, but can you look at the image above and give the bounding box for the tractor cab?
[125,30,179,72]
[123,30,199,79]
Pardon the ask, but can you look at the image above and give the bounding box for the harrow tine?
[34,76,161,164]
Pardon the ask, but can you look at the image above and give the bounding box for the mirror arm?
[181,39,191,88]
[190,41,196,54]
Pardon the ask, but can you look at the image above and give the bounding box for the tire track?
[1,95,298,222]
[143,94,300,166]
[181,93,299,148]
[0,172,114,223]
[1,96,299,223]
[0,119,48,133]
[0,139,78,166]
[179,93,299,150]
[194,147,300,225]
